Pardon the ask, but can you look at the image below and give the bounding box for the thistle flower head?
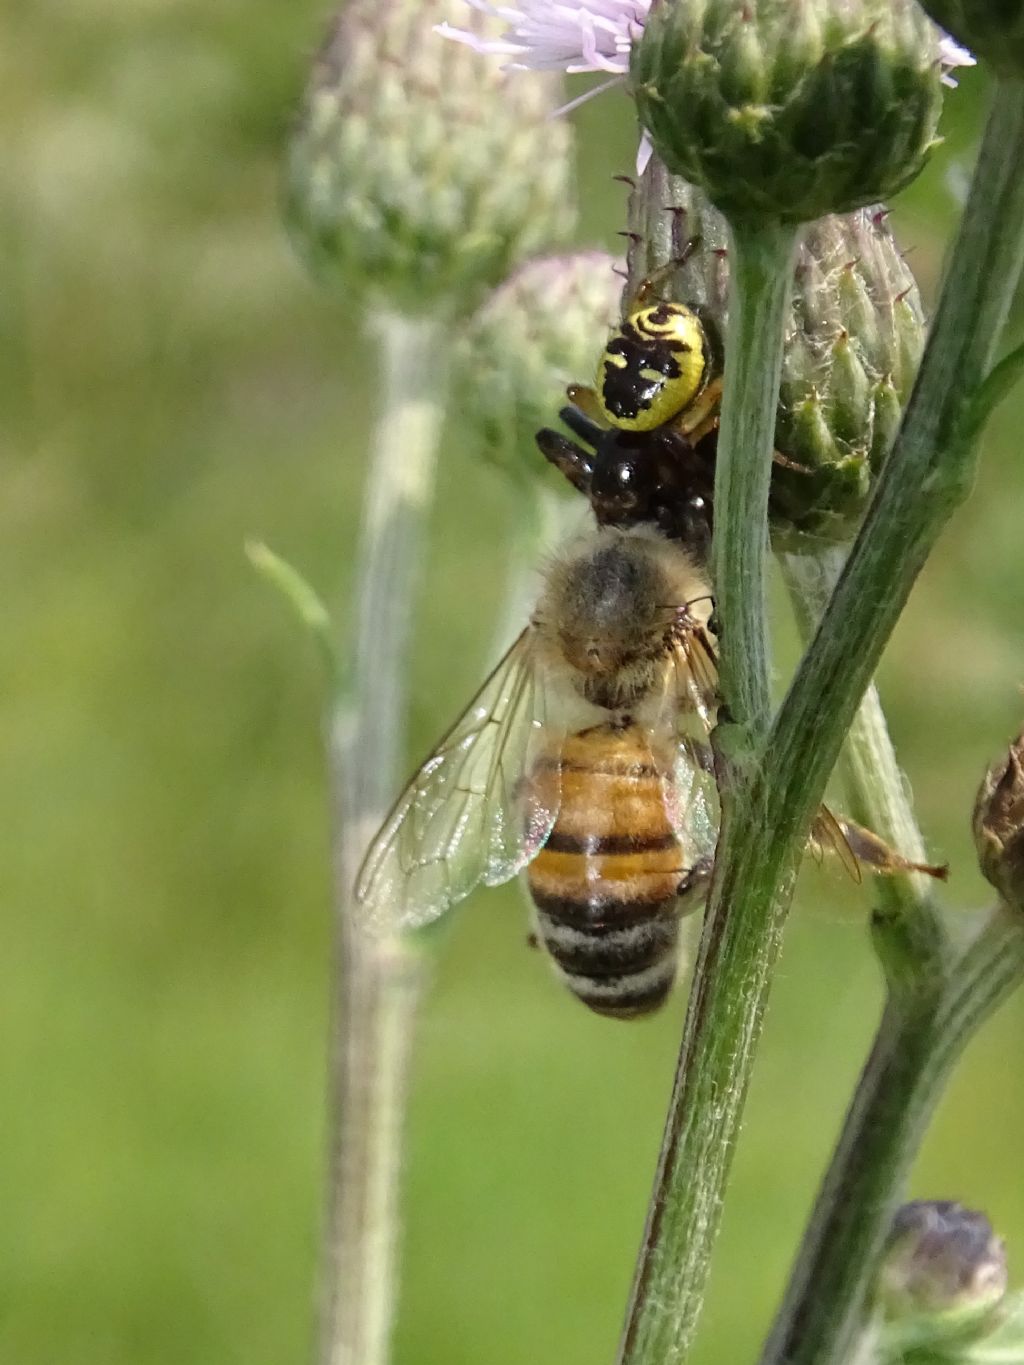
[437,0,650,75]
[918,0,1024,77]
[286,0,576,317]
[879,1201,1008,1346]
[630,0,951,223]
[974,726,1024,909]
[440,1,972,88]
[459,250,623,481]
[438,0,972,183]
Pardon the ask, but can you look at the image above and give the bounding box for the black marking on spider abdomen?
[601,320,690,423]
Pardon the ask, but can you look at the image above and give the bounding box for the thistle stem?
[761,904,1024,1365]
[620,73,1024,1365]
[618,217,797,1365]
[711,217,797,742]
[762,73,1024,873]
[320,311,449,1365]
[779,546,948,963]
[733,74,1024,1365]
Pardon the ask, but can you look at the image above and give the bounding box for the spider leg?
[771,448,815,474]
[565,383,607,428]
[558,402,605,449]
[534,428,594,496]
[631,238,703,309]
[673,376,723,443]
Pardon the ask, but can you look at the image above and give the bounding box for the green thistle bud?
[773,208,926,543]
[630,0,946,224]
[625,171,925,542]
[919,0,1024,77]
[878,1201,1008,1351]
[459,251,623,484]
[285,0,576,317]
[974,727,1024,908]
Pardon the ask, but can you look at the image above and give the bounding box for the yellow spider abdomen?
[597,303,707,433]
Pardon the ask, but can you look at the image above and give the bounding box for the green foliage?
[2,8,1024,1365]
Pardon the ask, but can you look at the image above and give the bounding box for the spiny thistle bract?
[625,168,925,543]
[459,251,623,485]
[918,0,1024,76]
[285,0,576,317]
[630,0,947,223]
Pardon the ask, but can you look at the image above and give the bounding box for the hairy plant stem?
[780,546,947,939]
[320,311,449,1365]
[761,904,1024,1365]
[711,218,797,742]
[621,74,1024,1365]
[752,73,1024,1365]
[619,217,798,1365]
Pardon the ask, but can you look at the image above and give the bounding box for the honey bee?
[356,521,945,1018]
[357,263,946,1016]
[355,523,720,1018]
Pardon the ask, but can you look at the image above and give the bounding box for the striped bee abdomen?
[525,725,685,1019]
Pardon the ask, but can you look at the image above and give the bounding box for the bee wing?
[669,627,719,732]
[664,736,719,865]
[643,651,719,862]
[354,630,560,935]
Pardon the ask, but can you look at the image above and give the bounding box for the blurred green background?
[2,4,1023,1364]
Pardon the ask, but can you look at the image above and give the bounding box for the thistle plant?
[622,171,928,544]
[274,0,1024,1362]
[278,5,574,1364]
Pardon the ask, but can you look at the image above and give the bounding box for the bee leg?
[834,816,949,882]
[525,930,541,951]
[535,428,594,497]
[677,855,714,908]
[686,740,716,776]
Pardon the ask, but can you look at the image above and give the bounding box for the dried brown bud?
[974,728,1024,907]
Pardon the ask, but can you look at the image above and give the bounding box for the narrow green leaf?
[245,539,337,682]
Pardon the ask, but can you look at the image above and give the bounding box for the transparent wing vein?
[354,631,560,934]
